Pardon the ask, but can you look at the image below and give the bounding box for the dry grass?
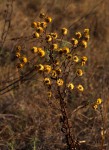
[0,0,109,149]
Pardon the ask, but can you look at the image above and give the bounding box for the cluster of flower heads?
[15,13,90,99]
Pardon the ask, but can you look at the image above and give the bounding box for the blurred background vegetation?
[0,0,109,149]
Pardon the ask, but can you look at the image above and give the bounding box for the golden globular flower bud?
[44,65,52,73]
[51,43,58,50]
[76,69,83,77]
[92,104,98,110]
[31,47,38,53]
[75,32,82,39]
[44,78,51,85]
[15,52,21,58]
[40,22,47,28]
[82,56,88,62]
[62,47,70,54]
[36,64,44,71]
[38,48,45,57]
[31,22,37,28]
[20,56,28,63]
[37,22,41,27]
[36,27,44,34]
[33,32,40,38]
[46,35,52,42]
[57,79,64,86]
[67,83,74,90]
[45,17,52,23]
[81,40,87,48]
[50,33,58,39]
[51,70,57,78]
[61,28,68,35]
[71,38,78,47]
[47,91,52,98]
[73,55,79,62]
[77,84,84,92]
[84,28,90,34]
[81,61,86,66]
[96,98,102,105]
[84,34,90,41]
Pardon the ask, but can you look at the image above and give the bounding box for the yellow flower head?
[73,55,79,62]
[38,48,45,57]
[77,84,84,92]
[76,69,83,77]
[45,17,52,23]
[62,47,70,54]
[51,70,57,78]
[61,28,68,35]
[75,32,82,39]
[50,33,58,39]
[37,47,42,52]
[46,35,52,42]
[84,34,90,41]
[33,32,40,38]
[47,91,52,98]
[51,44,58,50]
[16,52,21,58]
[82,56,88,62]
[31,22,37,28]
[67,83,74,90]
[36,64,44,71]
[40,22,47,28]
[39,13,45,18]
[20,56,28,63]
[31,47,38,53]
[44,65,52,73]
[57,79,64,86]
[96,98,102,105]
[81,40,87,48]
[81,61,86,66]
[16,63,24,69]
[37,22,41,27]
[84,28,90,34]
[56,68,61,75]
[71,38,78,46]
[36,27,44,34]
[44,78,51,85]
